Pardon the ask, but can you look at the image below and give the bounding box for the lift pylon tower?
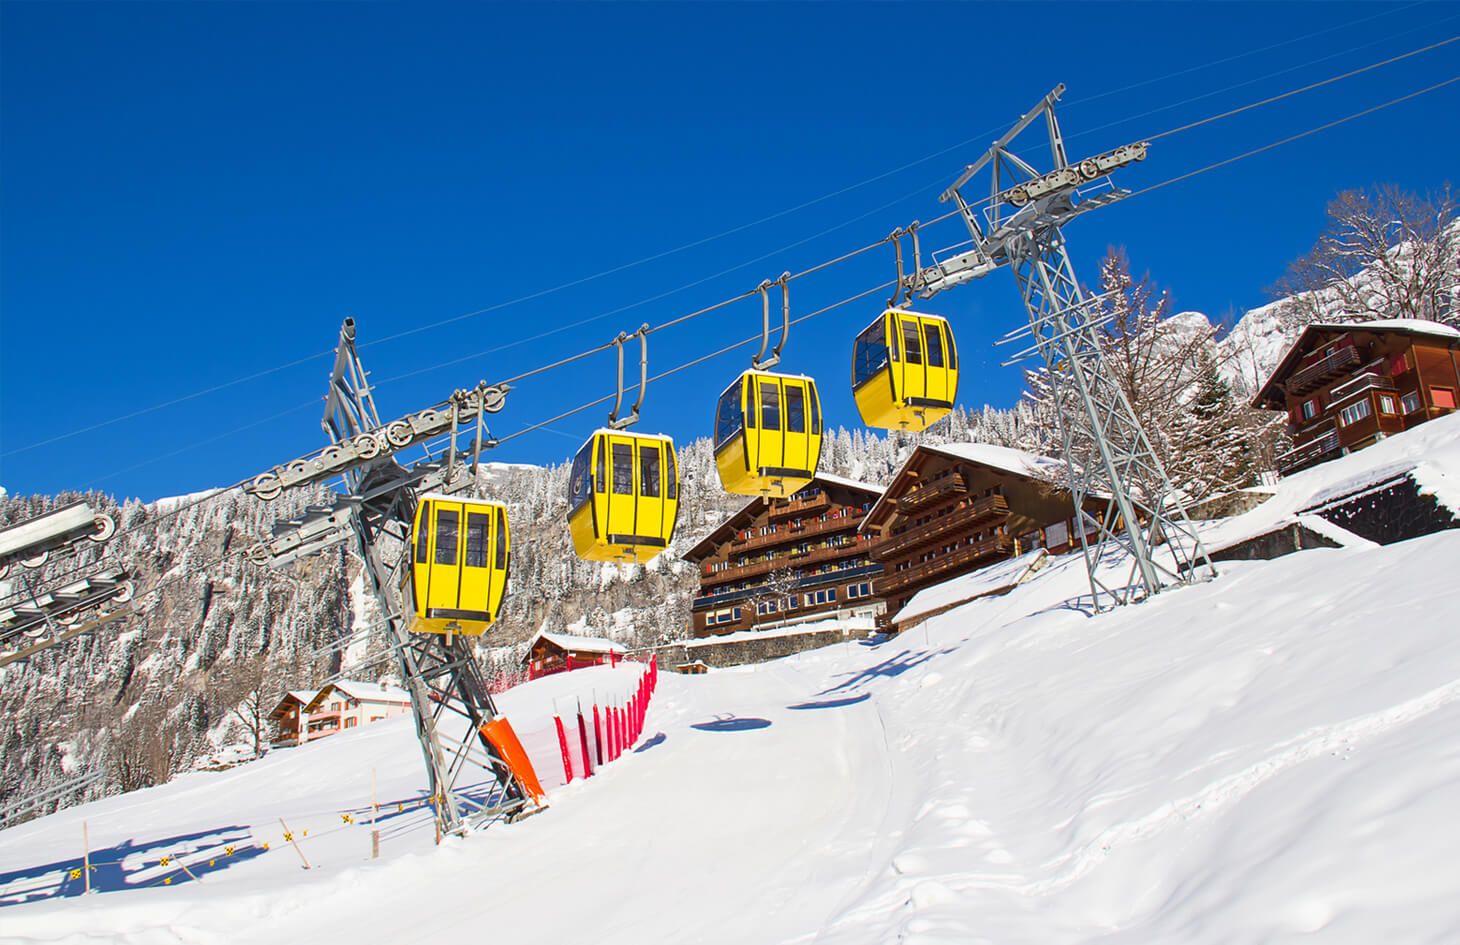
[914,85,1216,607]
[247,318,526,835]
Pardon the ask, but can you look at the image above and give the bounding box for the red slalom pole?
[592,703,604,767]
[577,703,594,777]
[554,715,574,783]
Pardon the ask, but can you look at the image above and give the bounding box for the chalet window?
[1402,391,1423,414]
[1391,353,1409,374]
[1301,399,1317,421]
[1433,387,1458,410]
[345,718,358,729]
[1047,520,1069,548]
[1338,400,1372,427]
[1378,394,1397,416]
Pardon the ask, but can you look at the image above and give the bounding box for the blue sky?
[2,1,1457,501]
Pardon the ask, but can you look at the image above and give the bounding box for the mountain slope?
[4,416,1459,944]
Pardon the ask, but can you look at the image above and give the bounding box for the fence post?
[82,820,92,895]
[554,715,574,783]
[279,817,312,869]
[371,767,380,859]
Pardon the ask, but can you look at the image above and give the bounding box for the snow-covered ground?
[4,420,1460,944]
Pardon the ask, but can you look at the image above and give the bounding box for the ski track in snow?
[5,416,1460,945]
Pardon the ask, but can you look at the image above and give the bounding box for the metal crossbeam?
[249,319,525,836]
[918,85,1215,608]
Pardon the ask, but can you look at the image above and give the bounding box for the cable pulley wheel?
[251,473,283,502]
[385,421,414,448]
[353,433,381,460]
[90,515,117,543]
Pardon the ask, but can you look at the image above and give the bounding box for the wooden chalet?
[1253,319,1460,475]
[859,443,1103,622]
[524,630,626,679]
[682,474,885,637]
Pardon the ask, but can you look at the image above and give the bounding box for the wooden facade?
[1253,320,1460,475]
[860,444,1101,622]
[523,630,626,679]
[683,475,885,637]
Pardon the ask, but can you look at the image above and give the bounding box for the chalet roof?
[526,630,626,656]
[860,442,1069,530]
[1253,318,1460,408]
[268,689,319,719]
[682,473,885,562]
[304,680,411,712]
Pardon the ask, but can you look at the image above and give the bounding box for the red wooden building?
[523,630,626,680]
[1253,319,1460,474]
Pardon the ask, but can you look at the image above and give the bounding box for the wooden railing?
[769,493,832,520]
[1277,430,1342,475]
[704,540,871,585]
[728,512,860,553]
[874,535,1015,597]
[893,475,967,514]
[874,495,1009,562]
[1288,345,1360,395]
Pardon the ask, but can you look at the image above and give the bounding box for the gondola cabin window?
[715,378,744,447]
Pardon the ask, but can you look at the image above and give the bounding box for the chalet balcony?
[729,512,859,553]
[1277,429,1342,475]
[703,539,872,586]
[769,493,831,521]
[873,495,1009,562]
[874,535,1015,597]
[1329,371,1396,402]
[893,474,968,514]
[693,562,883,610]
[1287,345,1360,395]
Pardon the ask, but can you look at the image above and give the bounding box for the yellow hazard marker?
[159,855,171,867]
[224,845,235,856]
[262,842,269,851]
[163,877,173,885]
[341,813,354,824]
[69,868,81,880]
[282,832,293,842]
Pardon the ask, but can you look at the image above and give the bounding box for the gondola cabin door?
[852,310,958,432]
[567,430,680,563]
[410,495,509,636]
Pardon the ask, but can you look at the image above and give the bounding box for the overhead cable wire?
[2,2,1424,464]
[15,60,1457,583]
[1063,0,1429,107]
[1130,74,1460,199]
[1062,14,1460,146]
[1144,35,1460,142]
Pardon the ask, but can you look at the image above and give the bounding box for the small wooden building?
[1253,319,1460,474]
[860,443,1103,622]
[524,630,627,679]
[269,689,318,747]
[682,474,886,638]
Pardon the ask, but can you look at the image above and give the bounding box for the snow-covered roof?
[528,630,626,656]
[286,690,316,705]
[894,549,1050,627]
[1253,318,1460,406]
[862,442,1069,529]
[1309,319,1460,340]
[811,472,885,495]
[325,680,411,704]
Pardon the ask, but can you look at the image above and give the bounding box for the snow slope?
[5,424,1460,944]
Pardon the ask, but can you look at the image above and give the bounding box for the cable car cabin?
[852,310,959,432]
[567,430,680,563]
[713,370,823,498]
[410,494,509,636]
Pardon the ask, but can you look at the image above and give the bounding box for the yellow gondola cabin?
[409,494,509,636]
[852,309,958,432]
[567,430,680,563]
[713,369,823,497]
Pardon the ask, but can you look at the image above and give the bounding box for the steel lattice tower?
[916,85,1216,607]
